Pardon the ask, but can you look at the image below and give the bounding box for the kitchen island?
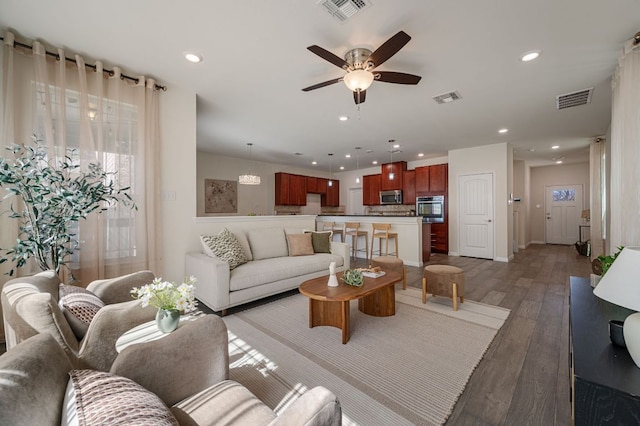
[317,215,428,267]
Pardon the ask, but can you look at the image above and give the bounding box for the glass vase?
[155,308,180,333]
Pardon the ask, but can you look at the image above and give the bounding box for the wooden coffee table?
[299,270,401,344]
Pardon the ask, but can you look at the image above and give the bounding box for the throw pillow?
[67,370,178,426]
[59,284,105,340]
[286,233,315,256]
[247,228,288,260]
[305,231,332,253]
[200,228,248,270]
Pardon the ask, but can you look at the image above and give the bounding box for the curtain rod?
[0,35,167,91]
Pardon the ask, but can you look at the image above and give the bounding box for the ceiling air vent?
[556,88,593,110]
[432,91,462,105]
[317,0,371,22]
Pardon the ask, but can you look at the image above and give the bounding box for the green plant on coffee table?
[0,138,136,276]
[341,269,364,287]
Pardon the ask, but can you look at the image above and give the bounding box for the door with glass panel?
[545,185,583,245]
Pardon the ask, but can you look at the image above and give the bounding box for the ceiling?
[1,0,639,172]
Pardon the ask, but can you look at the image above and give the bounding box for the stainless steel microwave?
[380,190,403,205]
[416,195,445,222]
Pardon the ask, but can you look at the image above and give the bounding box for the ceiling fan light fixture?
[343,69,374,92]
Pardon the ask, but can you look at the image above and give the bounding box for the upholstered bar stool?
[370,223,399,258]
[422,265,465,311]
[345,222,369,260]
[371,256,406,290]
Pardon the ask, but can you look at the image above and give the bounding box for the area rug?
[222,287,510,426]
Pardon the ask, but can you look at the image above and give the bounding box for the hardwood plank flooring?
[0,243,590,425]
[352,243,591,425]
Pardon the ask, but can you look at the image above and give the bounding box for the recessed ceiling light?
[556,160,563,164]
[529,148,536,152]
[184,52,202,63]
[339,116,349,121]
[552,145,560,149]
[393,144,400,149]
[520,50,541,62]
[312,161,317,165]
[339,166,345,170]
[418,153,424,157]
[498,128,509,134]
[345,154,351,158]
[372,160,378,165]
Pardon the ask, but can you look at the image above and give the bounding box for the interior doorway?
[545,184,583,245]
[458,172,495,259]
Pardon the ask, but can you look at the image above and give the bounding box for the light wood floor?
[353,243,591,426]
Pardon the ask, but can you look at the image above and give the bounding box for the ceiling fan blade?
[353,90,366,105]
[367,31,411,70]
[375,71,422,85]
[302,77,343,92]
[307,45,350,70]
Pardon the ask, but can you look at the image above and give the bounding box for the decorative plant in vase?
[131,276,197,333]
[0,138,136,277]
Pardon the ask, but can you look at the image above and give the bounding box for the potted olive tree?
[0,138,136,277]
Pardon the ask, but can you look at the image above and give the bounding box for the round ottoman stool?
[422,265,465,310]
[371,256,406,289]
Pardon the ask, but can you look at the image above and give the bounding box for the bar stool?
[345,222,369,260]
[370,223,399,258]
[324,222,345,243]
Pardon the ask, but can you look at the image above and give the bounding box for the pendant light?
[388,139,396,181]
[239,143,261,185]
[354,147,361,184]
[328,153,334,187]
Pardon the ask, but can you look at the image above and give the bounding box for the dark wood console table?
[570,276,640,424]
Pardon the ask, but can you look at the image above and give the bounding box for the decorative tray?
[357,267,386,278]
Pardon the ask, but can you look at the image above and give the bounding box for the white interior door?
[545,185,582,245]
[459,173,494,259]
[348,187,364,215]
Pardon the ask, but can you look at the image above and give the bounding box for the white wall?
[529,162,590,244]
[158,85,197,282]
[448,143,512,262]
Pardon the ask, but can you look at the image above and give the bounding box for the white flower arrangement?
[131,276,197,312]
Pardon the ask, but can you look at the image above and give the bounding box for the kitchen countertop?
[317,214,418,217]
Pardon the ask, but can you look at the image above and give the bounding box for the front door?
[459,173,494,259]
[545,185,583,245]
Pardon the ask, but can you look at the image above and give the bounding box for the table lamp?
[581,209,590,222]
[593,246,640,368]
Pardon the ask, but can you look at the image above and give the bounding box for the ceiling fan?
[302,30,422,105]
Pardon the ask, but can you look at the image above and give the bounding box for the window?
[34,85,140,262]
[552,189,575,202]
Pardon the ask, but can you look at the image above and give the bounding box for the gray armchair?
[1,269,156,371]
[0,315,342,426]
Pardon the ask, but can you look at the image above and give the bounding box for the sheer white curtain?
[589,138,605,258]
[1,31,161,285]
[610,37,640,250]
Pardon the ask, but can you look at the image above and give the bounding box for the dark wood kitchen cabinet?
[307,176,328,195]
[431,222,448,254]
[362,174,381,205]
[380,161,407,191]
[322,180,340,206]
[275,172,307,205]
[416,164,448,195]
[403,170,416,206]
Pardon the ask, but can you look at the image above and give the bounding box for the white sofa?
[186,226,350,314]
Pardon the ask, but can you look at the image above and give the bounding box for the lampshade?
[343,70,374,92]
[593,247,640,368]
[238,142,261,185]
[238,174,261,185]
[581,209,590,220]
